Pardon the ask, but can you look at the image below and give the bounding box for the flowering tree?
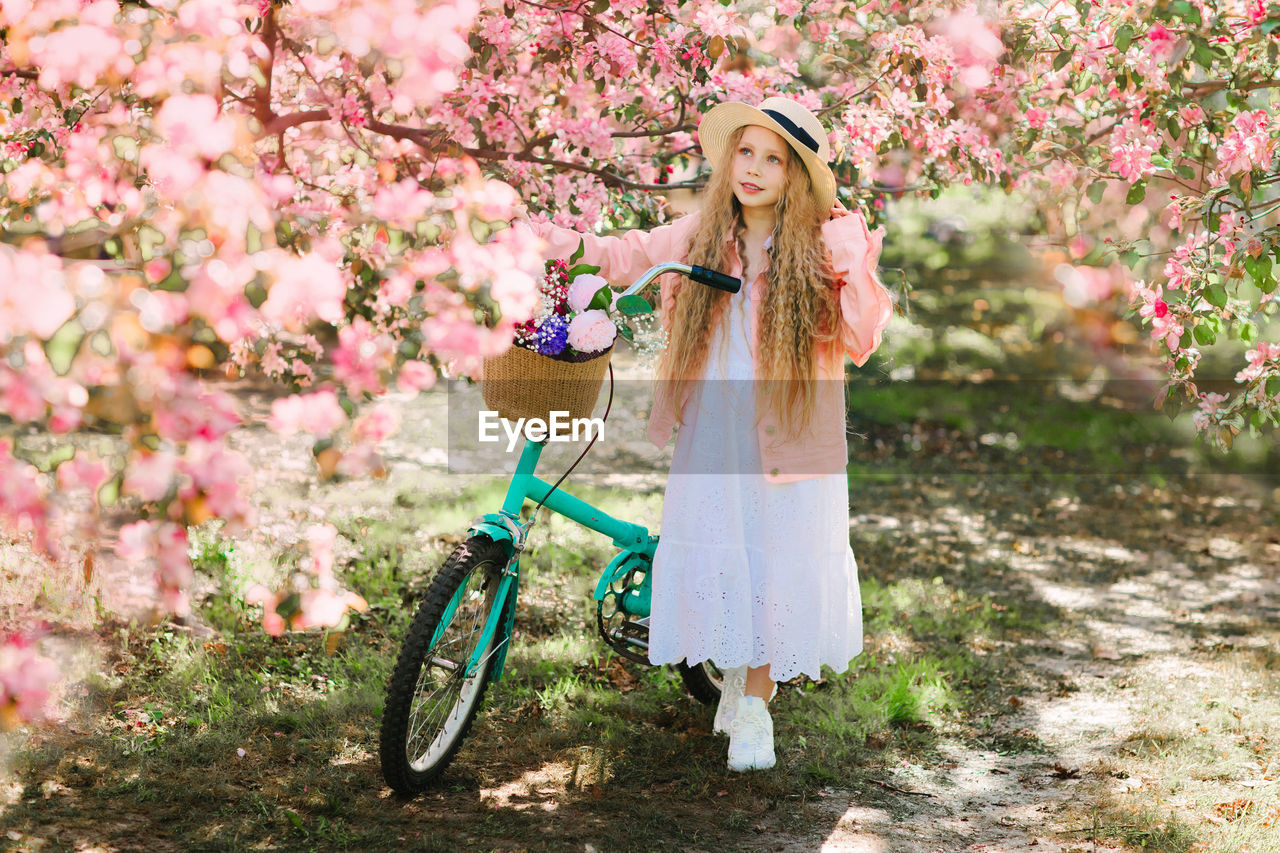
[1,0,1277,724]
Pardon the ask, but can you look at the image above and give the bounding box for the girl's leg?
[744,664,775,701]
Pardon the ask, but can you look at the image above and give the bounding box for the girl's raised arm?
[522,213,702,288]
[820,207,894,367]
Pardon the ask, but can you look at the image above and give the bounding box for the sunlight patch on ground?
[819,805,892,852]
[479,760,572,811]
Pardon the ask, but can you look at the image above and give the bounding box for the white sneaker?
[713,665,747,735]
[727,695,775,772]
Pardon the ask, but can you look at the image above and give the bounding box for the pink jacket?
[530,210,893,483]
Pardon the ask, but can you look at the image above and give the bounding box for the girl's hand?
[828,200,851,220]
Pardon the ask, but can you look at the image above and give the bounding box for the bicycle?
[379,261,742,795]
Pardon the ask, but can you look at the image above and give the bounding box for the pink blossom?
[0,247,74,343]
[929,5,1005,90]
[1213,109,1277,181]
[0,637,60,729]
[181,441,252,525]
[1192,391,1230,430]
[1235,343,1280,384]
[567,310,617,353]
[124,451,179,503]
[115,520,156,563]
[155,94,238,161]
[352,407,399,444]
[0,457,47,548]
[154,387,241,443]
[336,444,385,477]
[261,252,348,328]
[1025,107,1049,129]
[244,584,286,636]
[1109,140,1157,181]
[268,390,348,439]
[56,457,108,495]
[155,523,192,615]
[305,523,337,581]
[333,318,395,397]
[567,274,610,313]
[1178,104,1205,126]
[396,360,438,393]
[1150,313,1184,352]
[372,180,434,228]
[1144,23,1178,62]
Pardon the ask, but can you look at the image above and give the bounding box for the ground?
[2,355,1279,852]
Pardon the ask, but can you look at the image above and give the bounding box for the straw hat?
[698,96,837,212]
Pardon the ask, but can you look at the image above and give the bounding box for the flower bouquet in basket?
[481,239,656,423]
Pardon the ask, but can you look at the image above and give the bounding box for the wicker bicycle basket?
[480,344,612,423]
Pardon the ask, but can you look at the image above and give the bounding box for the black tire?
[675,658,723,706]
[380,534,509,794]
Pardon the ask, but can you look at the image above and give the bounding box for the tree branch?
[253,8,278,127]
[611,122,697,139]
[0,68,38,80]
[1185,78,1280,97]
[261,109,333,136]
[514,0,645,48]
[463,145,704,191]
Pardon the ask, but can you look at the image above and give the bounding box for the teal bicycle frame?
[453,436,657,681]
[434,259,739,684]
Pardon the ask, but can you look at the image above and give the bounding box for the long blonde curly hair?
[657,125,840,437]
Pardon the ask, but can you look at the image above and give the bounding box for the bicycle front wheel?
[380,534,509,794]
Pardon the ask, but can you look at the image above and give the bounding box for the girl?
[526,96,893,771]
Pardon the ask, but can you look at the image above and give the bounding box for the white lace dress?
[647,272,864,683]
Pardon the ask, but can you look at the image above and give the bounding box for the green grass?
[3,465,1067,851]
[1068,651,1280,853]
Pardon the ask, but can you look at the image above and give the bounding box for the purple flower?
[535,313,569,356]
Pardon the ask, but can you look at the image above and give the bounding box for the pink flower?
[261,251,348,328]
[1178,105,1205,127]
[1025,107,1049,129]
[1236,343,1280,383]
[567,273,610,313]
[352,407,399,443]
[566,309,617,354]
[56,456,108,495]
[305,523,337,581]
[396,360,437,393]
[333,318,395,397]
[1109,140,1157,181]
[295,588,368,630]
[1192,391,1231,431]
[0,246,75,343]
[1145,23,1178,62]
[268,390,348,439]
[155,94,237,160]
[0,637,60,729]
[124,451,179,503]
[116,520,156,562]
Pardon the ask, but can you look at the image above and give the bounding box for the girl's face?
[730,125,790,212]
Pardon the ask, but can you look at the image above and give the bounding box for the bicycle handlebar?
[618,262,742,299]
[688,265,742,293]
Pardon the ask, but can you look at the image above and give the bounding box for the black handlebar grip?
[688,265,742,293]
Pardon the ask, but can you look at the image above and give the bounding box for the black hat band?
[762,108,820,154]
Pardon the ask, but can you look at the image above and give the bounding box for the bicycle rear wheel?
[676,659,723,706]
[380,534,509,794]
